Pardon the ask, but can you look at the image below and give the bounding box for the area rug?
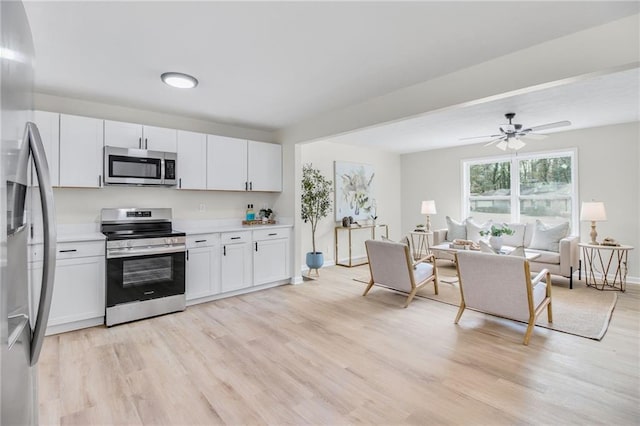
[354,264,617,340]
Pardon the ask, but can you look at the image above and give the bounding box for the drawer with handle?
[252,228,290,241]
[186,233,220,249]
[220,231,250,244]
[56,240,105,260]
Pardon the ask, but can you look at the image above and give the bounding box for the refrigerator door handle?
[26,122,57,366]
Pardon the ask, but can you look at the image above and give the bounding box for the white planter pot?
[489,236,503,251]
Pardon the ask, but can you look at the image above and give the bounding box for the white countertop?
[176,222,293,235]
[28,219,293,244]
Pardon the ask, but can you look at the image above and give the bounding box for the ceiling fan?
[461,113,571,151]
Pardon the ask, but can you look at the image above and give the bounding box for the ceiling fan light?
[161,72,198,89]
[509,138,526,150]
[496,141,508,151]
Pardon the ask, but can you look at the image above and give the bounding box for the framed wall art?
[334,161,375,222]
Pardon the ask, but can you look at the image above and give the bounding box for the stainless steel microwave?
[104,146,177,186]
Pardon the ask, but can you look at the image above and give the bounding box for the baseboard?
[46,316,104,336]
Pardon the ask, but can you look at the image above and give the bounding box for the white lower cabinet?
[186,234,220,301]
[220,231,252,293]
[253,228,290,285]
[28,240,106,335]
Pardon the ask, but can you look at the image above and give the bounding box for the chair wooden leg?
[454,301,466,324]
[404,288,418,308]
[432,271,439,296]
[523,319,535,345]
[362,280,374,296]
[547,301,553,323]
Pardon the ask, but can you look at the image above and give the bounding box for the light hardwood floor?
[38,263,640,425]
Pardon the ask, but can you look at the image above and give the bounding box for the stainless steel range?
[101,208,186,326]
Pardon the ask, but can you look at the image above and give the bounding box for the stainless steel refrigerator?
[1,1,57,424]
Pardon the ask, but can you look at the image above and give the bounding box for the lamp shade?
[421,200,437,215]
[580,201,607,221]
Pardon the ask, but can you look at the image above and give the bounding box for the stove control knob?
[126,240,133,248]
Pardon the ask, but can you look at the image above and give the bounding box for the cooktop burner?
[100,208,184,241]
[103,229,186,241]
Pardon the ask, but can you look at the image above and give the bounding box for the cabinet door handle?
[255,242,258,252]
[145,138,148,149]
[139,137,142,149]
[195,239,206,243]
[59,249,77,253]
[186,249,189,261]
[245,181,248,191]
[249,181,253,191]
[268,233,277,236]
[223,246,226,256]
[98,175,102,187]
[179,178,182,189]
[230,237,241,240]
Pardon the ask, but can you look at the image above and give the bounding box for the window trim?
[462,148,579,235]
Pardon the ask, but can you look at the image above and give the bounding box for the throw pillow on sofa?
[466,218,492,243]
[529,220,570,252]
[446,216,467,241]
[501,223,526,247]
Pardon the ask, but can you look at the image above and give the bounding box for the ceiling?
[321,66,640,153]
[24,1,640,150]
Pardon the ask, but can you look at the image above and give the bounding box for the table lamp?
[580,201,607,245]
[421,200,437,232]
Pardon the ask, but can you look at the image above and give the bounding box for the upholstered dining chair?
[455,250,553,345]
[364,239,438,308]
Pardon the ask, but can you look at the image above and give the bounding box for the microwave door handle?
[160,157,165,184]
[26,122,57,366]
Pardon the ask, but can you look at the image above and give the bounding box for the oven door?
[104,146,164,185]
[106,251,185,308]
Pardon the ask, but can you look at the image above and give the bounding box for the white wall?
[52,187,279,224]
[300,141,401,267]
[400,122,640,277]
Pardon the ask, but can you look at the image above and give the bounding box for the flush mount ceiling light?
[160,72,198,89]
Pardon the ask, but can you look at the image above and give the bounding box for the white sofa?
[432,222,580,289]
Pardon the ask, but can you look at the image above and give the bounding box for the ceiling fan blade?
[520,133,548,140]
[459,134,502,141]
[527,120,571,132]
[484,137,505,147]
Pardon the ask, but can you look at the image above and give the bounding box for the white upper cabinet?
[143,125,177,152]
[59,114,104,188]
[206,136,281,192]
[32,110,60,187]
[248,141,282,192]
[207,135,247,191]
[104,120,177,152]
[104,120,141,149]
[177,130,207,190]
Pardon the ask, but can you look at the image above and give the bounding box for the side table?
[579,243,633,292]
[409,231,432,260]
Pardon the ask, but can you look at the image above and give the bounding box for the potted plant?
[480,224,514,251]
[301,163,333,274]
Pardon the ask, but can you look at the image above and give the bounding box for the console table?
[579,243,633,292]
[335,224,389,267]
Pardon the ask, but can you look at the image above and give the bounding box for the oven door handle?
[107,244,186,259]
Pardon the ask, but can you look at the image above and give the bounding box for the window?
[463,150,577,233]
